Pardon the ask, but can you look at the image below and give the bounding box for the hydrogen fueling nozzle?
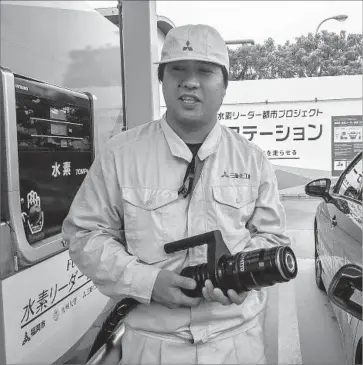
[164,230,297,297]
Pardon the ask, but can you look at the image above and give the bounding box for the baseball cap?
[155,24,229,71]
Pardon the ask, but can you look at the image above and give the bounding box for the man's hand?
[202,279,248,306]
[151,270,201,309]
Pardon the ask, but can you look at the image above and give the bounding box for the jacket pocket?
[213,185,256,212]
[122,188,182,264]
[212,186,257,252]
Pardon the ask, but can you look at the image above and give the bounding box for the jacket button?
[146,199,152,206]
[236,197,241,204]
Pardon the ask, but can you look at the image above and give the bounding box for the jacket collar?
[160,113,221,162]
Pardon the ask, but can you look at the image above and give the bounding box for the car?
[305,152,362,365]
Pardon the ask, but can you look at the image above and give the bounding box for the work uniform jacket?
[62,115,291,363]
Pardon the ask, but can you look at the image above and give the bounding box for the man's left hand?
[202,279,248,306]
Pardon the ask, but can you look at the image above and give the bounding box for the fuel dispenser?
[0,67,108,365]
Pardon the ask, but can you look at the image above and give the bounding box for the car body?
[305,152,362,365]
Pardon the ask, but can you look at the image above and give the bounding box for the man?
[62,24,291,364]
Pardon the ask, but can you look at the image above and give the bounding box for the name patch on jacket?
[221,171,251,179]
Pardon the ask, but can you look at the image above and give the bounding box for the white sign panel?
[218,102,329,170]
[1,250,109,364]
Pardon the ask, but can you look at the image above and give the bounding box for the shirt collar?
[198,119,221,161]
[160,113,221,162]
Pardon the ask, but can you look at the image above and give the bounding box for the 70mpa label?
[75,168,88,175]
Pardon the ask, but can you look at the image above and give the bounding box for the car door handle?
[331,215,337,227]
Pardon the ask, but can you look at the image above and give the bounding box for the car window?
[336,156,362,201]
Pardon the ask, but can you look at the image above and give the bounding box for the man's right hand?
[151,270,201,309]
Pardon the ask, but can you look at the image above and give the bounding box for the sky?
[88,1,362,45]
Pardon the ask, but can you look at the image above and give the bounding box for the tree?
[228,30,363,80]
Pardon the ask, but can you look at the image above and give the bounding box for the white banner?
[219,102,330,171]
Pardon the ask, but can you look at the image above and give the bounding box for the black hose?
[86,298,139,361]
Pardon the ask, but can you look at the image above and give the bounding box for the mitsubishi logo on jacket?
[221,171,251,179]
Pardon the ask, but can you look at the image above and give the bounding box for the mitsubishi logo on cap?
[182,41,193,51]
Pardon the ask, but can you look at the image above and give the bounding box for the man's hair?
[157,64,229,89]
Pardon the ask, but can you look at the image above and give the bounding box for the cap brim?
[154,56,228,69]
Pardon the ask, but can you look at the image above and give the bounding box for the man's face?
[162,60,226,129]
